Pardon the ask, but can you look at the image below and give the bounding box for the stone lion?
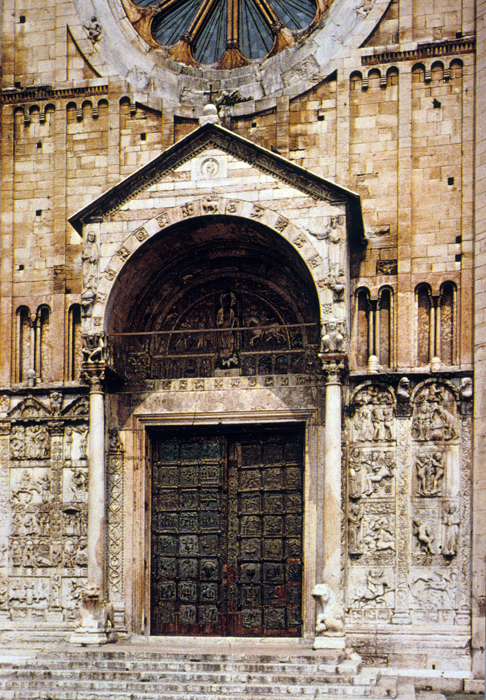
[74,583,116,636]
[312,583,345,636]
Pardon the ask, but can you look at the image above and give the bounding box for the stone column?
[88,375,106,592]
[321,358,344,590]
[314,355,346,651]
[70,363,116,645]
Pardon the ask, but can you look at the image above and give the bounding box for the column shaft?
[322,377,342,590]
[88,383,106,592]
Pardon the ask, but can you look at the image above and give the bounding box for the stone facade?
[0,0,482,676]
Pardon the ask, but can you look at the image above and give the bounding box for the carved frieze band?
[107,431,124,601]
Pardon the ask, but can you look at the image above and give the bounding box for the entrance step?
[0,645,400,700]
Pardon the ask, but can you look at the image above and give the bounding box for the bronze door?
[150,427,303,636]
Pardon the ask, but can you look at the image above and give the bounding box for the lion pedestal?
[69,583,117,645]
[312,583,346,651]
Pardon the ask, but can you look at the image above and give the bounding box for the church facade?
[0,0,484,676]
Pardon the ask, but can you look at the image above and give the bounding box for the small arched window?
[439,282,455,365]
[416,284,432,366]
[378,287,392,368]
[68,304,82,381]
[355,288,370,368]
[37,305,51,382]
[16,306,32,383]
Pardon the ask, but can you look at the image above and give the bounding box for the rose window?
[122,0,325,69]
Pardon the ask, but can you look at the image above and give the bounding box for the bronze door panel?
[150,428,303,636]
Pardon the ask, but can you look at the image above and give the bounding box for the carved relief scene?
[345,379,470,631]
[106,217,322,382]
[0,394,90,627]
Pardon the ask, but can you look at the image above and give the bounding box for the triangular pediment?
[69,123,363,239]
[8,396,51,419]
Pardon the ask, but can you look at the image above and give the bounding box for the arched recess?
[105,216,322,380]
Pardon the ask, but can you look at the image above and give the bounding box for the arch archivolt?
[85,196,349,338]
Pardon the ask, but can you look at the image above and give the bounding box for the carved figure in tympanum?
[351,384,395,444]
[412,383,459,442]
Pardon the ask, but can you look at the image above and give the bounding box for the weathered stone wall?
[0,0,479,671]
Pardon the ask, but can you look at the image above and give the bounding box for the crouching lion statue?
[312,583,345,637]
[70,583,117,645]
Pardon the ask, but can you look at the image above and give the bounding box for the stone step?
[0,672,371,687]
[0,647,396,700]
[2,692,387,700]
[0,676,378,693]
[0,664,369,682]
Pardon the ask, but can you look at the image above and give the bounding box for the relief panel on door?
[150,429,303,636]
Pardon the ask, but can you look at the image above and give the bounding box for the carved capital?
[81,365,106,391]
[0,421,10,435]
[319,354,347,384]
[47,421,65,435]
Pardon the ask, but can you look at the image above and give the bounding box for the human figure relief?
[348,503,364,553]
[353,407,374,442]
[11,471,40,504]
[10,425,26,459]
[321,320,345,353]
[367,517,395,552]
[81,231,99,291]
[412,384,459,442]
[416,451,445,497]
[442,503,460,556]
[25,424,50,459]
[351,568,393,608]
[413,518,435,554]
[348,448,363,499]
[362,450,394,496]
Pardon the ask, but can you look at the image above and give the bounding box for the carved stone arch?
[97,206,337,380]
[92,197,347,343]
[411,377,460,406]
[411,378,460,447]
[349,380,396,409]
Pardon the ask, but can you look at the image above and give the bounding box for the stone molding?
[361,37,476,66]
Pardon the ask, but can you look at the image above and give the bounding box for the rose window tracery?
[122,0,326,68]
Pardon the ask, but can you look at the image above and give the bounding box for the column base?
[69,629,118,646]
[313,635,346,650]
[390,611,412,624]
